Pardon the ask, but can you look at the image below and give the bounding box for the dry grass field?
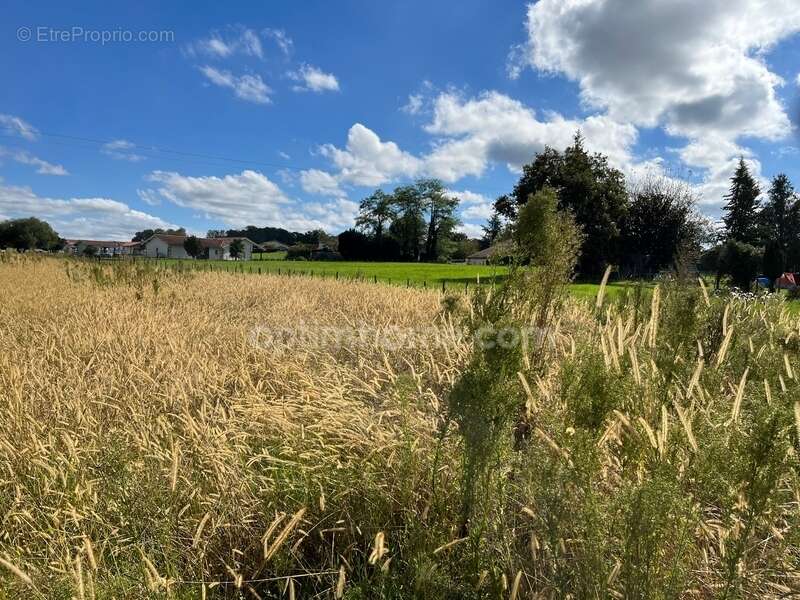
[1,253,800,599]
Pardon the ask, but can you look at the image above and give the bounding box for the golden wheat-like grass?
[1,256,799,598]
[0,258,466,597]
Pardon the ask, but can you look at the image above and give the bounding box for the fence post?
[465,281,469,293]
[335,271,339,280]
[258,267,261,275]
[374,275,377,284]
[442,280,445,293]
[407,278,410,288]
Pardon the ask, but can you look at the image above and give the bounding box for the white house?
[203,237,258,260]
[140,234,259,260]
[141,234,191,258]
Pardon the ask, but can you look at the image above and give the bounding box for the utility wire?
[0,130,313,172]
[0,130,509,204]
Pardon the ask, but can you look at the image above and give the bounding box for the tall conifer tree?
[722,158,761,245]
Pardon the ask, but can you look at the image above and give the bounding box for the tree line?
[487,133,710,279]
[701,159,800,289]
[338,179,465,262]
[489,134,798,287]
[0,217,61,251]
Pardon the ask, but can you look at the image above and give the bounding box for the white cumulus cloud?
[101,139,146,162]
[314,91,641,189]
[300,168,346,197]
[264,28,294,56]
[145,169,354,232]
[402,94,424,115]
[289,64,340,93]
[446,189,496,223]
[186,27,263,59]
[523,0,800,137]
[320,123,423,186]
[0,182,174,240]
[0,114,38,140]
[199,66,272,104]
[0,147,68,176]
[509,0,800,208]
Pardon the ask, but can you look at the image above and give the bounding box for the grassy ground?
[136,256,642,301]
[3,254,800,598]
[253,251,287,260]
[155,257,510,286]
[89,255,800,312]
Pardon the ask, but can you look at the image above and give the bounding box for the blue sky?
[2,0,800,240]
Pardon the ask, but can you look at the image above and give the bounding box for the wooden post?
[335,271,339,280]
[374,275,377,284]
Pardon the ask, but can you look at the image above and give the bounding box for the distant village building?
[261,240,289,252]
[310,240,341,261]
[466,247,493,265]
[66,240,140,256]
[140,233,260,260]
[466,243,512,265]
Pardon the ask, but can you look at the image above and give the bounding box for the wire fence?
[83,255,501,293]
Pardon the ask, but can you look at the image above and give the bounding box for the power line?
[0,136,289,172]
[0,130,509,203]
[0,130,314,172]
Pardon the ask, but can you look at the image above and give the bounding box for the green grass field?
[141,256,647,300]
[253,251,287,260]
[159,257,508,286]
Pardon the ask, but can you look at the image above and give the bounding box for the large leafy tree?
[356,190,396,246]
[496,147,563,221]
[0,217,60,250]
[622,175,707,275]
[132,227,186,242]
[722,158,761,245]
[211,226,316,245]
[390,184,426,261]
[228,239,244,260]
[496,134,628,278]
[183,235,203,259]
[450,232,480,260]
[716,240,762,291]
[418,179,460,261]
[337,229,374,261]
[355,182,462,262]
